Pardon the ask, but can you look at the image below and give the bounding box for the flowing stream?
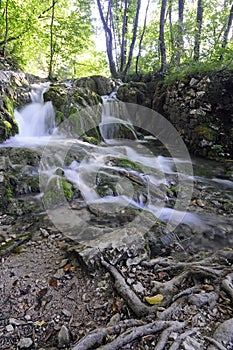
[1,84,233,249]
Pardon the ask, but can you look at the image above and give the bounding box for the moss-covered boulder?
[117,81,152,108]
[73,75,116,96]
[44,83,103,143]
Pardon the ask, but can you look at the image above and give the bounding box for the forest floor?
[0,211,233,350]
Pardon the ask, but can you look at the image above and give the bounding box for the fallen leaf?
[49,278,59,287]
[145,294,164,305]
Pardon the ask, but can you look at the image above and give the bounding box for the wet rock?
[58,325,70,348]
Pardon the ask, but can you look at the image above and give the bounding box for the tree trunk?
[220,2,233,60]
[194,0,203,61]
[2,0,9,57]
[168,0,175,64]
[120,0,128,71]
[96,0,117,77]
[136,0,150,74]
[123,0,141,77]
[48,0,56,80]
[176,0,185,64]
[159,0,167,73]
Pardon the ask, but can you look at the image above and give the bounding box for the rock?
[58,325,70,348]
[17,337,33,349]
[6,324,14,332]
[207,318,233,350]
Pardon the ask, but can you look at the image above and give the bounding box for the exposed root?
[101,257,157,317]
[203,336,228,350]
[221,272,233,301]
[98,321,186,350]
[168,329,198,350]
[72,319,144,350]
[154,322,186,350]
[172,286,201,302]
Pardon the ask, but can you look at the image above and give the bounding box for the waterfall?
[14,83,55,138]
[100,92,138,142]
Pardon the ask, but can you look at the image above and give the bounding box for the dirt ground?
[0,211,233,350]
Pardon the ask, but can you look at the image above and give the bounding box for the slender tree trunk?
[176,0,185,64]
[168,0,175,64]
[48,0,56,79]
[159,0,167,73]
[2,0,9,57]
[220,2,233,60]
[193,0,203,61]
[120,0,128,71]
[123,0,141,77]
[136,0,150,74]
[96,0,117,77]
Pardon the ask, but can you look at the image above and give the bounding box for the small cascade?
[100,92,138,142]
[14,83,55,138]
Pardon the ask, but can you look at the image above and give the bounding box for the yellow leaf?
[36,320,45,327]
[145,294,164,305]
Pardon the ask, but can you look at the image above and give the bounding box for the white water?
[12,83,55,142]
[2,85,233,237]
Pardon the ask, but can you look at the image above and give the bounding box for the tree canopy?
[0,0,232,79]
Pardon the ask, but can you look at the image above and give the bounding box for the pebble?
[62,308,72,318]
[17,337,33,349]
[6,324,14,332]
[58,325,70,348]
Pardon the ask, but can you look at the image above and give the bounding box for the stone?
[17,337,33,349]
[58,325,70,348]
[6,324,14,332]
[189,78,199,86]
[207,318,233,350]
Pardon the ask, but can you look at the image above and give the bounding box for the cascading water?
[2,82,232,249]
[100,92,138,141]
[14,83,55,139]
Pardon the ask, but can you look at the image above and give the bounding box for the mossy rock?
[0,93,18,142]
[195,125,216,142]
[42,176,74,208]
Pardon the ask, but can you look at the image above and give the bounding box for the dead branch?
[101,258,157,317]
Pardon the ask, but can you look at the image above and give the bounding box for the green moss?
[82,135,101,145]
[43,177,73,208]
[195,125,216,142]
[61,178,73,200]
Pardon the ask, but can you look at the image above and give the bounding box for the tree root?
[203,336,228,350]
[221,272,233,301]
[153,321,186,350]
[101,257,157,317]
[98,321,186,350]
[168,329,198,350]
[72,319,144,350]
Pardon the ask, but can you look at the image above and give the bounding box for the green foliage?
[163,60,233,85]
[0,0,233,79]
